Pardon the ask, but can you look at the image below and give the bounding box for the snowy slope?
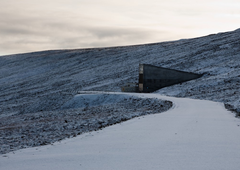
[1,93,240,170]
[0,28,239,116]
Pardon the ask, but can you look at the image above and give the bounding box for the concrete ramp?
[139,64,202,92]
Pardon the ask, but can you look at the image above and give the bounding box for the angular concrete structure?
[139,64,202,93]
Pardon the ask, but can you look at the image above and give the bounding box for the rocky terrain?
[0,93,172,154]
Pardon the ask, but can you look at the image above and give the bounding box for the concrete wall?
[121,85,138,93]
[121,83,138,92]
[139,64,202,93]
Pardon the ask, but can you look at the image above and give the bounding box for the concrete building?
[139,64,202,93]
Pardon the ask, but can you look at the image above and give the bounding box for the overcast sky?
[0,0,240,56]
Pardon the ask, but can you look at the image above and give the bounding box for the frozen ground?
[1,93,240,170]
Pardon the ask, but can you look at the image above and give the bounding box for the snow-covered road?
[1,93,240,170]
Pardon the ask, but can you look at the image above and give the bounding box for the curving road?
[1,93,240,170]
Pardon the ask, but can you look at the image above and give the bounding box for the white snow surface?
[1,93,240,170]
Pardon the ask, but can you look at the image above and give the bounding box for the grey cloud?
[0,7,165,56]
[87,27,151,39]
[0,21,161,55]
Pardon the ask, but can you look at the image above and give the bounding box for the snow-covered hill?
[1,28,239,115]
[0,28,240,154]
